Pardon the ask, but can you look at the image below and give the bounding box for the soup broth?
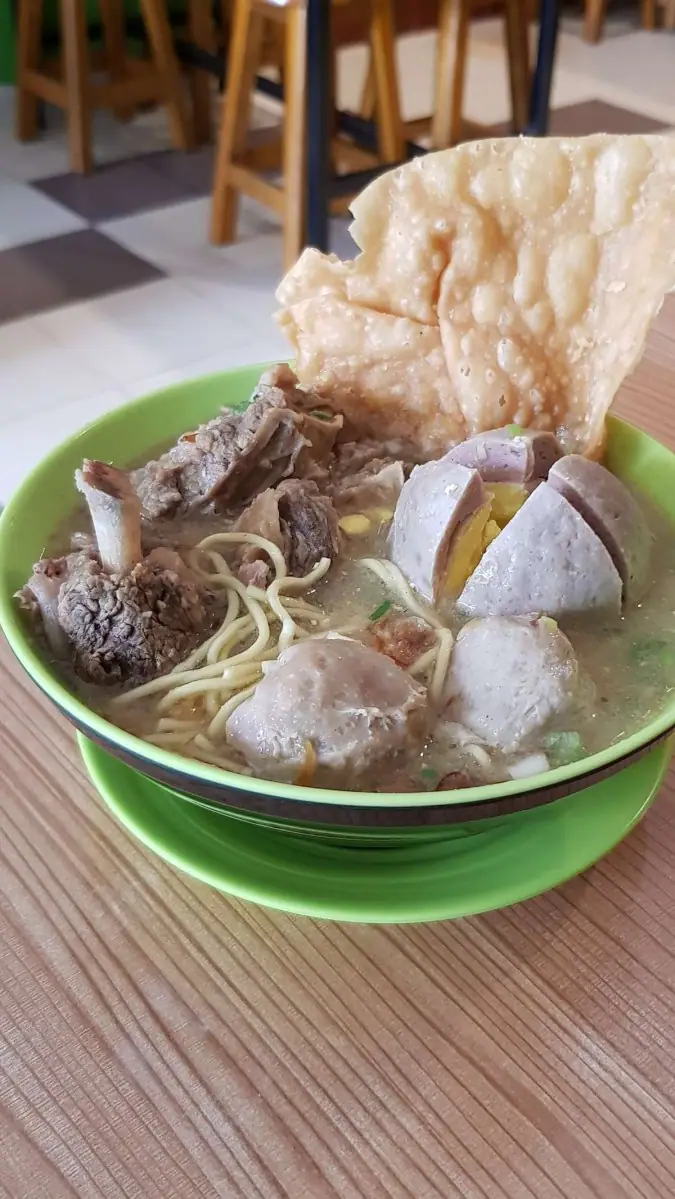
[39,468,675,795]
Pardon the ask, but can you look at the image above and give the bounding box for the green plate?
[79,734,672,923]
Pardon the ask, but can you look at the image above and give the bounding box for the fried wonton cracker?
[276,135,675,458]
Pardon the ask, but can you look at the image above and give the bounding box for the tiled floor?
[1,21,674,500]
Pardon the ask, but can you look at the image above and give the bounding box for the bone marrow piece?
[21,459,217,685]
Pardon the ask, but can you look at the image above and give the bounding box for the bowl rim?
[1,370,674,810]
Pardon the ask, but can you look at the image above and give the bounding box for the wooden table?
[2,301,675,1197]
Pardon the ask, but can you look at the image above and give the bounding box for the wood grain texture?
[2,299,675,1198]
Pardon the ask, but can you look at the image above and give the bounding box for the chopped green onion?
[505,423,525,437]
[369,599,392,622]
[310,408,333,422]
[543,731,585,767]
[420,766,437,781]
[629,637,675,669]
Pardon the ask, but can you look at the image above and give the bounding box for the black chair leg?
[304,0,331,251]
[525,0,559,136]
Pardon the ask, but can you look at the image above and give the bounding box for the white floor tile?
[38,278,256,389]
[0,317,113,421]
[0,389,127,503]
[121,343,286,402]
[0,180,85,249]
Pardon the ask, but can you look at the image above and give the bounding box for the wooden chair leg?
[504,0,530,133]
[641,0,656,27]
[359,54,375,121]
[187,0,215,143]
[431,0,470,150]
[15,0,43,141]
[583,0,607,42]
[368,0,404,162]
[138,0,194,151]
[99,0,134,121]
[282,4,307,271]
[60,0,93,172]
[210,0,264,244]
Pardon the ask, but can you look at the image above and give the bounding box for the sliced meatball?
[389,458,487,602]
[447,616,579,752]
[458,483,622,620]
[447,428,562,483]
[226,637,426,785]
[547,455,651,600]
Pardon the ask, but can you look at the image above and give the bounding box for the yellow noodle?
[429,629,454,703]
[360,559,445,629]
[206,685,257,741]
[175,588,240,674]
[120,548,335,768]
[206,613,255,664]
[112,658,235,704]
[267,557,332,651]
[198,531,288,580]
[188,741,250,772]
[157,717,204,732]
[146,730,198,748]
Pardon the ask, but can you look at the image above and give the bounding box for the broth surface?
[44,477,675,794]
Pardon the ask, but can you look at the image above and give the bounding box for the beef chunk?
[57,552,215,684]
[129,366,347,522]
[131,395,309,520]
[17,551,93,657]
[330,458,405,515]
[277,480,339,577]
[235,479,340,585]
[332,439,416,478]
[132,459,183,522]
[368,610,436,668]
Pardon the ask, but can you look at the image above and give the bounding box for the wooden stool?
[360,0,530,148]
[15,0,195,173]
[210,0,404,271]
[585,0,660,41]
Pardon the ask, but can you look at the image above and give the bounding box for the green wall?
[0,4,14,84]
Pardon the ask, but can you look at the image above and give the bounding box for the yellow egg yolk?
[444,502,492,595]
[487,483,527,526]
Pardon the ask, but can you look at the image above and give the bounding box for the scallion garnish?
[368,599,392,622]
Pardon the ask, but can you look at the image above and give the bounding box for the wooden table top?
[2,303,675,1199]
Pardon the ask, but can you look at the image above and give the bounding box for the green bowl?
[1,366,674,831]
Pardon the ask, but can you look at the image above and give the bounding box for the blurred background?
[0,0,673,499]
